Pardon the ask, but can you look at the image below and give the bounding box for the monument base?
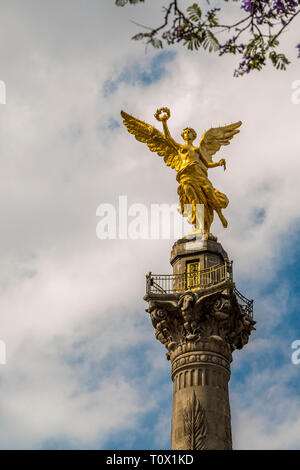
[144,236,255,450]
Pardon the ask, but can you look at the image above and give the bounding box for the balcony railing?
[234,287,254,319]
[146,261,232,295]
[145,261,254,319]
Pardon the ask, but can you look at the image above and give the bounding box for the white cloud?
[231,358,300,449]
[0,0,299,449]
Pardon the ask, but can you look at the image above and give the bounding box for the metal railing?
[234,287,254,319]
[146,261,231,295]
[145,262,254,319]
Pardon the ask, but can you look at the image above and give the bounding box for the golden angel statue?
[121,107,241,236]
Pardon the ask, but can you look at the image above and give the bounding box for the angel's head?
[181,127,197,144]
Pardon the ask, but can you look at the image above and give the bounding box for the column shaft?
[171,348,232,450]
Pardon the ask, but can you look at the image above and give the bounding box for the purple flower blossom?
[241,0,253,12]
[273,0,285,11]
[272,0,298,13]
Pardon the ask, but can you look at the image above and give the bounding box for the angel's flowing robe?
[176,160,228,232]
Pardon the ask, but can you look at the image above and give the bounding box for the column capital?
[145,285,255,359]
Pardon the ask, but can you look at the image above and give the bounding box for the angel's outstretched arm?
[200,155,226,171]
[206,162,219,168]
[162,120,180,149]
[154,108,180,150]
[207,159,226,169]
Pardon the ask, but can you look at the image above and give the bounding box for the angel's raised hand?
[219,159,226,171]
[154,107,170,122]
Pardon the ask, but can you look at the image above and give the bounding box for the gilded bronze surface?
[121,107,241,235]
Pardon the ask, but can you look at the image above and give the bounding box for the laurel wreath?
[154,107,170,122]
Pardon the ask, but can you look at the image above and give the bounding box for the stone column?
[144,235,255,450]
[170,339,232,450]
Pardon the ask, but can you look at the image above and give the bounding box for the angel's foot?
[183,228,204,239]
[217,210,228,228]
[202,232,218,241]
[221,217,228,228]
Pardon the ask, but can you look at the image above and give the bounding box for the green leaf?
[187,3,202,22]
[268,36,280,48]
[269,51,290,70]
[206,8,220,27]
[150,37,163,49]
[132,33,145,41]
[115,0,128,6]
[184,33,202,51]
[203,30,219,52]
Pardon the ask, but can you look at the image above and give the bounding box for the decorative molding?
[183,392,207,450]
[171,351,231,379]
[174,366,228,391]
[145,288,255,356]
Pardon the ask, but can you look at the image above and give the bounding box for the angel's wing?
[199,121,242,163]
[121,110,182,171]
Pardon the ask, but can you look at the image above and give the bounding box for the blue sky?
[0,0,299,450]
[103,51,176,96]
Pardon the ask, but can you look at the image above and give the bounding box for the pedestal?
[144,235,255,450]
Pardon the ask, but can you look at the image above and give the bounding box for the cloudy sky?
[0,0,299,450]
